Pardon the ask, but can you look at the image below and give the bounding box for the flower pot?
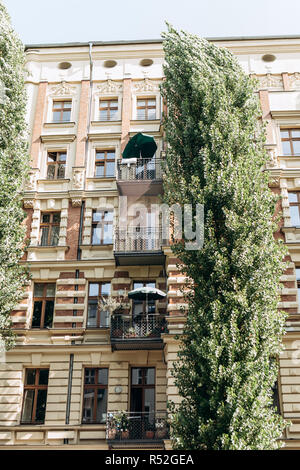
[155,429,167,439]
[145,430,154,439]
[108,428,116,440]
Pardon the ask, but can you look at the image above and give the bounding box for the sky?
[3,0,300,46]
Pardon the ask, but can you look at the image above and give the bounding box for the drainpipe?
[64,353,74,444]
[77,200,85,261]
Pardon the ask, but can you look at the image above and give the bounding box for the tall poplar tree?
[161,26,287,450]
[0,2,29,350]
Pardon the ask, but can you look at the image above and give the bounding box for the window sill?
[86,177,116,182]
[44,121,76,128]
[27,245,69,252]
[80,244,113,250]
[37,178,70,183]
[282,226,300,234]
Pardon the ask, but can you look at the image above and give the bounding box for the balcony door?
[132,281,156,319]
[130,367,155,438]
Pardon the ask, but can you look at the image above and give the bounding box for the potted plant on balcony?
[107,413,117,440]
[114,411,130,440]
[155,418,168,439]
[125,327,137,338]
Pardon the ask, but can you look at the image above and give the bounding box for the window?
[40,212,61,246]
[87,282,111,328]
[136,98,156,120]
[52,100,72,122]
[99,99,118,121]
[21,369,49,424]
[95,150,115,178]
[130,367,155,414]
[82,368,108,424]
[132,281,156,317]
[32,283,55,328]
[47,151,66,179]
[288,192,300,226]
[91,210,113,245]
[280,129,300,156]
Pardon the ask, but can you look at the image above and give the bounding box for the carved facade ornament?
[25,169,39,191]
[265,148,279,168]
[49,81,77,96]
[256,74,283,90]
[23,200,35,209]
[289,72,300,90]
[72,167,85,190]
[97,80,123,94]
[269,177,280,188]
[71,198,83,208]
[133,78,160,93]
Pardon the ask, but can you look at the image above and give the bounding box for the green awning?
[122,132,157,159]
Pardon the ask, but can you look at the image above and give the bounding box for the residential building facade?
[0,36,300,449]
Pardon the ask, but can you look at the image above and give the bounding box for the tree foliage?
[161,25,287,450]
[0,2,29,349]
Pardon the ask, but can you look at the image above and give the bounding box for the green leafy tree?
[0,2,29,350]
[161,25,288,450]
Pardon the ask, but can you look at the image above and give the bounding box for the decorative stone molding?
[97,80,123,94]
[23,200,35,209]
[25,168,39,191]
[49,81,77,96]
[289,73,300,90]
[265,145,279,168]
[269,177,280,187]
[72,167,85,190]
[255,74,283,90]
[71,198,83,208]
[133,78,160,93]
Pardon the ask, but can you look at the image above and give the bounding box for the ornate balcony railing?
[117,158,163,181]
[114,227,167,253]
[106,411,170,442]
[111,314,167,341]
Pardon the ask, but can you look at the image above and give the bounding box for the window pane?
[87,303,97,327]
[99,310,109,328]
[97,369,108,385]
[85,369,95,385]
[32,301,42,327]
[100,110,108,121]
[137,100,145,107]
[148,109,156,120]
[96,388,107,423]
[26,369,36,385]
[100,101,108,108]
[63,101,71,109]
[296,268,300,280]
[82,389,94,423]
[62,110,71,121]
[101,283,111,296]
[96,152,105,160]
[46,284,56,297]
[53,111,61,121]
[145,368,155,385]
[103,224,113,244]
[137,109,146,120]
[39,369,49,385]
[144,388,155,414]
[292,130,300,138]
[110,109,118,120]
[53,213,61,224]
[148,100,156,106]
[53,102,62,109]
[92,227,101,244]
[290,206,300,226]
[288,193,298,203]
[42,214,50,224]
[280,130,289,138]
[44,300,54,328]
[106,161,115,177]
[58,153,67,162]
[50,226,60,246]
[93,211,103,223]
[293,140,300,156]
[95,165,104,177]
[47,165,55,179]
[132,368,143,385]
[298,287,300,310]
[34,283,44,297]
[282,141,292,155]
[48,152,57,162]
[35,389,47,423]
[57,164,65,179]
[21,389,34,423]
[107,152,115,160]
[104,211,113,221]
[89,283,99,297]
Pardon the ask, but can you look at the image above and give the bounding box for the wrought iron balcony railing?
[106,411,170,442]
[111,314,167,341]
[117,158,163,181]
[114,227,167,253]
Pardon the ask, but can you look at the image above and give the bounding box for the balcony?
[114,227,166,266]
[106,411,170,449]
[116,158,163,196]
[110,314,167,350]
